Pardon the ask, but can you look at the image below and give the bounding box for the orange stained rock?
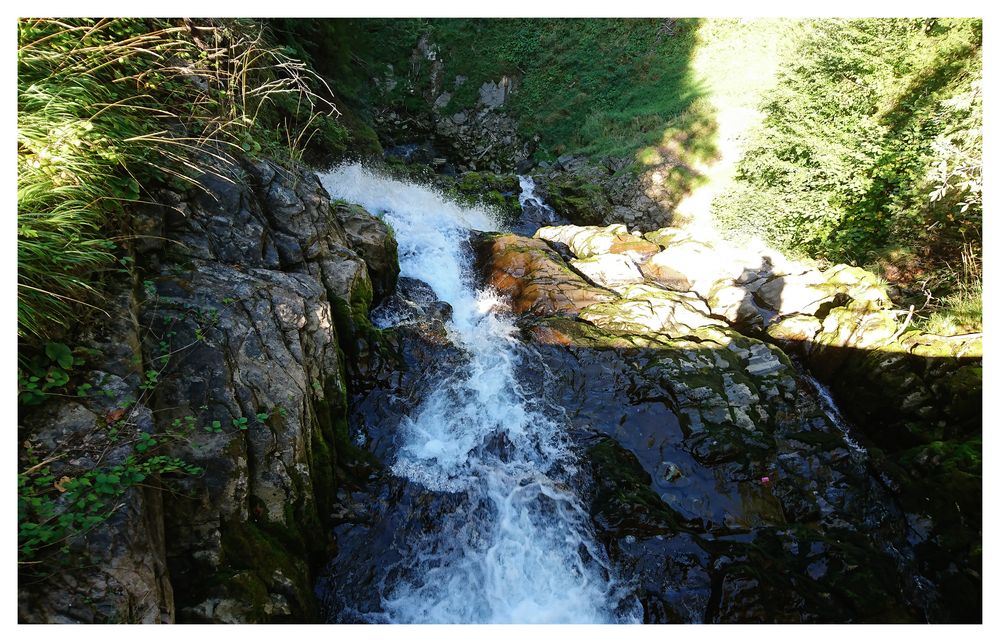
[482,234,615,317]
[607,234,660,262]
[526,323,574,346]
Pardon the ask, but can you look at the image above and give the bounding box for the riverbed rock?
[570,253,645,289]
[477,233,616,316]
[535,223,628,258]
[331,202,399,305]
[480,221,979,621]
[706,283,764,327]
[536,225,659,264]
[518,313,919,622]
[579,284,723,338]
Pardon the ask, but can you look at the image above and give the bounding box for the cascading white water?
[803,373,867,455]
[319,163,637,623]
[517,174,557,223]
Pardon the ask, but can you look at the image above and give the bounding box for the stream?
[317,164,639,623]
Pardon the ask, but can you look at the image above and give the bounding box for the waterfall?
[803,372,866,455]
[517,175,557,223]
[318,164,637,624]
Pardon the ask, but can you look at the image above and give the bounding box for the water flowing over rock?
[19,161,980,624]
[511,174,567,236]
[316,163,639,623]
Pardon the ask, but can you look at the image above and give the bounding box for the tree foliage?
[714,19,982,278]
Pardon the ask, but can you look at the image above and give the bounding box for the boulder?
[707,283,764,327]
[534,223,628,258]
[580,284,723,338]
[331,202,399,304]
[766,314,823,348]
[640,240,750,297]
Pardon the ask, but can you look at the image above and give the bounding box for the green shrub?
[714,18,982,282]
[922,243,983,335]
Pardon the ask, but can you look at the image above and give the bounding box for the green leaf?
[45,342,74,370]
[45,367,70,388]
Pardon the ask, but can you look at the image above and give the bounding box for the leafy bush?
[714,19,982,282]
[17,342,85,405]
[19,452,203,562]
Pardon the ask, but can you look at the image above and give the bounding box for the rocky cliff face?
[368,34,534,174]
[528,159,680,231]
[18,159,398,623]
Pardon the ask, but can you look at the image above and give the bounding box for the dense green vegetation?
[17,18,345,342]
[714,19,982,328]
[277,18,709,160]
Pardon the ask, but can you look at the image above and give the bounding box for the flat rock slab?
[570,253,646,289]
[534,223,641,259]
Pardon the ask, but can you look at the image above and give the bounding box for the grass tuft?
[17,18,343,341]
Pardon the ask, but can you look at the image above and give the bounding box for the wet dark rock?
[481,227,972,622]
[587,437,687,537]
[372,277,454,330]
[519,326,921,622]
[515,158,536,174]
[331,202,400,305]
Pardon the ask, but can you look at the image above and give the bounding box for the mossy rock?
[176,519,318,623]
[523,316,635,349]
[587,437,687,537]
[448,171,522,218]
[889,437,982,622]
[537,173,612,226]
[455,170,518,194]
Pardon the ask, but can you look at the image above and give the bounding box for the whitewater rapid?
[319,164,637,624]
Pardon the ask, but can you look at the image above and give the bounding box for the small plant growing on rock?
[17,342,85,405]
